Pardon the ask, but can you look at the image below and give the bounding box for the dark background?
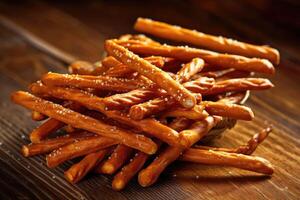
[0,0,299,199]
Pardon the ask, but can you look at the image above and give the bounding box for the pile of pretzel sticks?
[11,18,279,191]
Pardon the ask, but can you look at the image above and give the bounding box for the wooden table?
[0,1,299,199]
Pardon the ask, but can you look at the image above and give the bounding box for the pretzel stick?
[100,88,157,110]
[31,111,47,121]
[41,72,144,92]
[138,116,219,187]
[118,41,275,74]
[29,84,181,147]
[22,131,94,157]
[68,61,103,75]
[46,136,117,168]
[134,18,280,64]
[184,78,273,95]
[203,101,254,120]
[29,118,65,143]
[95,144,134,174]
[119,34,161,46]
[179,148,274,175]
[175,58,205,83]
[105,40,196,108]
[11,91,157,154]
[65,148,111,183]
[111,140,163,191]
[103,56,165,77]
[161,105,208,120]
[195,126,272,155]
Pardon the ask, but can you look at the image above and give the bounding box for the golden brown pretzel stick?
[184,78,273,95]
[138,116,219,187]
[195,126,272,155]
[41,72,144,92]
[162,105,208,120]
[46,136,117,168]
[68,60,104,75]
[134,18,280,64]
[179,148,274,175]
[111,140,163,191]
[22,131,94,157]
[105,40,196,108]
[101,89,157,110]
[30,84,181,147]
[119,34,161,46]
[103,56,166,77]
[95,144,134,174]
[118,41,275,74]
[65,148,111,183]
[31,111,47,121]
[29,118,65,143]
[203,101,254,120]
[176,58,205,83]
[12,91,157,154]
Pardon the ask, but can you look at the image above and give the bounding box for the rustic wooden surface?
[0,0,299,199]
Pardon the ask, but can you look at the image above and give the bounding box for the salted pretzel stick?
[118,41,275,75]
[46,136,117,168]
[12,91,157,154]
[138,116,219,187]
[176,58,205,83]
[41,72,145,92]
[101,88,157,110]
[105,40,196,108]
[119,34,161,46]
[31,111,47,121]
[29,118,65,143]
[30,84,181,147]
[65,148,111,183]
[184,78,273,95]
[179,148,274,175]
[134,18,280,64]
[70,60,108,76]
[195,126,272,155]
[203,101,254,120]
[96,144,134,174]
[162,105,208,120]
[22,131,94,157]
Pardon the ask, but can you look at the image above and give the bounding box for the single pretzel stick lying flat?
[46,136,117,168]
[65,148,111,184]
[103,56,165,77]
[105,40,196,108]
[118,40,275,75]
[11,91,157,154]
[29,84,181,147]
[134,18,280,65]
[119,34,161,46]
[161,105,208,120]
[95,144,134,174]
[22,131,94,157]
[31,111,47,121]
[100,88,158,110]
[194,126,272,155]
[29,118,65,143]
[179,148,274,175]
[68,61,105,75]
[41,72,145,92]
[138,116,219,187]
[184,78,273,95]
[175,58,205,83]
[203,101,254,121]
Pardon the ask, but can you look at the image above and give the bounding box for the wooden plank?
[0,1,104,63]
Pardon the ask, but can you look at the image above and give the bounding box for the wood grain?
[0,0,299,199]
